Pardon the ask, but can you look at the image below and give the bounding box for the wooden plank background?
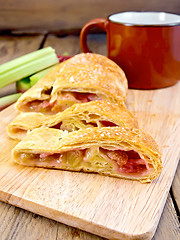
[0,0,180,33]
[0,33,179,239]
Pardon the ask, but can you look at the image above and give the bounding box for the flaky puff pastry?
[7,101,138,140]
[12,127,162,183]
[15,53,128,114]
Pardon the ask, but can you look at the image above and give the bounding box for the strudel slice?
[7,101,138,140]
[12,127,162,183]
[15,53,128,114]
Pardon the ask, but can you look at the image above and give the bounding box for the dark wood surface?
[0,0,179,33]
[0,33,179,240]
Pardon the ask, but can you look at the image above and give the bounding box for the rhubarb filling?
[58,119,118,131]
[23,92,101,113]
[18,147,152,177]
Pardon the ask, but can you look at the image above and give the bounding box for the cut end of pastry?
[7,126,27,140]
[7,101,138,141]
[12,127,162,183]
[15,53,128,114]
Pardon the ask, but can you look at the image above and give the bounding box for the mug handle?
[80,18,108,53]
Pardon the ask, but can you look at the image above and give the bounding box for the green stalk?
[30,65,58,87]
[16,65,57,92]
[0,47,58,89]
[0,47,55,74]
[16,77,31,93]
[0,93,22,111]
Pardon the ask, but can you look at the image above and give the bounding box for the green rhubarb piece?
[30,65,57,87]
[63,52,69,56]
[16,77,31,93]
[0,93,22,110]
[0,47,59,89]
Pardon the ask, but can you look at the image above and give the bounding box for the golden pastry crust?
[12,127,162,183]
[15,53,128,113]
[7,101,138,140]
[50,53,127,102]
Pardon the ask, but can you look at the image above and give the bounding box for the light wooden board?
[0,82,180,240]
[0,193,179,240]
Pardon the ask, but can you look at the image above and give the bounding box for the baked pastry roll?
[12,127,162,183]
[7,101,138,140]
[15,53,128,114]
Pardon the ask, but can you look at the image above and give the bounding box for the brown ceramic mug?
[80,12,180,89]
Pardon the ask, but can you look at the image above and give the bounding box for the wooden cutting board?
[0,82,180,240]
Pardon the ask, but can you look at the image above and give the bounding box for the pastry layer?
[12,127,162,183]
[15,53,128,114]
[7,101,138,140]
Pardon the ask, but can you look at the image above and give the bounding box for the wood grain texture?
[0,0,180,33]
[152,194,180,240]
[172,163,180,211]
[0,81,180,239]
[0,193,179,240]
[0,35,44,97]
[44,34,82,56]
[0,35,43,64]
[44,34,107,56]
[0,202,106,240]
